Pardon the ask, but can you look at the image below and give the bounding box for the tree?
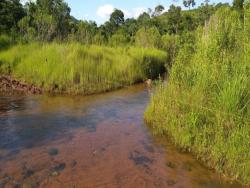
[135,26,161,48]
[18,16,36,41]
[167,5,182,34]
[153,5,165,16]
[122,18,138,37]
[233,0,244,10]
[181,13,195,31]
[20,0,71,41]
[73,21,97,44]
[137,12,152,28]
[99,21,114,38]
[183,0,196,9]
[0,0,25,34]
[101,9,125,36]
[197,3,215,26]
[110,9,124,27]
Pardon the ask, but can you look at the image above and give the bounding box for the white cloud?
[20,0,35,5]
[122,9,132,18]
[96,4,148,21]
[97,4,114,19]
[132,7,148,18]
[20,0,27,4]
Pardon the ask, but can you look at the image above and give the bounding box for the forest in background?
[0,0,238,51]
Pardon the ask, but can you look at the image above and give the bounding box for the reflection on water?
[0,85,241,188]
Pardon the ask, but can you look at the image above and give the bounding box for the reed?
[0,43,167,94]
[145,7,250,185]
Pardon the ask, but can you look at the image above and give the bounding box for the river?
[0,84,241,188]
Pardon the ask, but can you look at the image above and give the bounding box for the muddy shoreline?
[0,76,153,96]
[0,76,42,95]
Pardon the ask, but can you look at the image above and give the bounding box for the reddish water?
[0,85,241,188]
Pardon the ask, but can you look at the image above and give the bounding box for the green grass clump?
[0,35,12,50]
[145,7,250,184]
[0,43,167,94]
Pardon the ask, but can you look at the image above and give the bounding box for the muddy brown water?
[0,84,242,188]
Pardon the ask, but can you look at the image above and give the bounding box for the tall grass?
[0,43,167,94]
[0,35,12,50]
[145,7,250,184]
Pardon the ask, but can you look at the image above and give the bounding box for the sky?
[22,0,232,24]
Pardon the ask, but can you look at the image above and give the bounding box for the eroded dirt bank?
[0,76,42,94]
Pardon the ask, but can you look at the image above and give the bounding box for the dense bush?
[135,26,162,48]
[0,35,12,50]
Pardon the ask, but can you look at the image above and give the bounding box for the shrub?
[0,35,12,50]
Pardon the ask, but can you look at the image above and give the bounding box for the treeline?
[0,0,239,50]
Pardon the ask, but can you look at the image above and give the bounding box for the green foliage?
[183,0,196,9]
[0,0,225,47]
[233,0,244,10]
[196,4,215,26]
[70,21,97,44]
[167,5,182,34]
[135,26,161,48]
[0,35,12,50]
[161,34,180,65]
[18,0,71,42]
[145,7,250,184]
[109,34,128,47]
[0,0,25,34]
[93,32,107,45]
[110,9,125,27]
[0,43,167,94]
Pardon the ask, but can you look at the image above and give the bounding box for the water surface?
[0,85,241,188]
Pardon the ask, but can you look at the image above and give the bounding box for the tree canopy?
[0,0,242,47]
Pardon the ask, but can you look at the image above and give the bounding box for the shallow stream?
[0,85,241,188]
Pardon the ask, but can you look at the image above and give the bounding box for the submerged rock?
[53,163,66,172]
[167,180,177,186]
[22,180,38,188]
[182,161,193,172]
[145,79,152,87]
[51,171,59,177]
[129,151,154,166]
[50,162,66,177]
[22,168,35,179]
[48,148,59,156]
[166,162,176,169]
[70,160,77,168]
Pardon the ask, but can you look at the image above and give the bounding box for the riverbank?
[145,8,250,185]
[0,76,42,94]
[0,43,167,95]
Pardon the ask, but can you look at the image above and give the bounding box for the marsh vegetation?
[145,6,250,185]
